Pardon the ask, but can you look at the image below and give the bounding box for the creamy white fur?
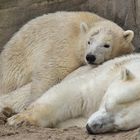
[0,11,134,106]
[8,54,140,133]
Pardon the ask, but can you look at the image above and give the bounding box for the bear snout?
[86,124,94,134]
[86,54,96,64]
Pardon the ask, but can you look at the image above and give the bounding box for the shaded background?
[0,0,140,52]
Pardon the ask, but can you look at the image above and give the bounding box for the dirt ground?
[0,124,139,140]
[0,108,139,140]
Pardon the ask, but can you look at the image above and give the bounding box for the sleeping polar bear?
[7,53,140,134]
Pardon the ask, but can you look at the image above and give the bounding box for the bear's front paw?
[7,113,36,127]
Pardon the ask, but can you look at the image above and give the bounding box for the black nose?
[86,124,93,134]
[86,54,96,64]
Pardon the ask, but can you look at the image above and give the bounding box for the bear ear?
[120,67,134,81]
[80,22,88,33]
[123,30,134,43]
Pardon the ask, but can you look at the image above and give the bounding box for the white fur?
[0,11,134,106]
[8,54,140,134]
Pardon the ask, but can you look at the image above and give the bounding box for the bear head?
[80,21,134,65]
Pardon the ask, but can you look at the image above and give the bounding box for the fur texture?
[0,11,134,103]
[7,54,140,134]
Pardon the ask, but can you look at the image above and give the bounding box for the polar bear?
[7,54,140,134]
[0,11,134,103]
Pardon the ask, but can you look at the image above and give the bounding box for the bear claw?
[7,114,33,127]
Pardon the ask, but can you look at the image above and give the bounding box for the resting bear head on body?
[80,21,134,65]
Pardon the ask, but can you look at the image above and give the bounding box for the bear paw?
[8,113,36,127]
